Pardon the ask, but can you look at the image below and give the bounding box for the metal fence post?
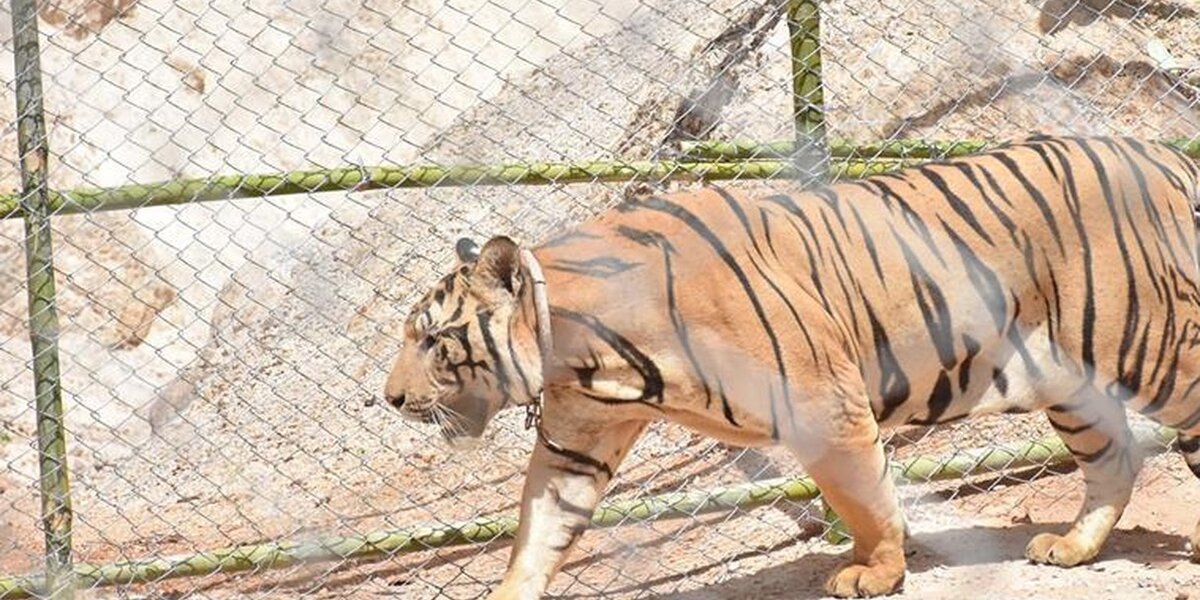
[10,0,75,596]
[787,0,846,543]
[787,0,828,185]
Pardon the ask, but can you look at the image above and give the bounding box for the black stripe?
[763,195,834,312]
[477,310,515,406]
[952,163,1019,244]
[552,307,665,405]
[1128,138,1192,197]
[540,437,614,479]
[943,223,1008,331]
[548,523,589,552]
[993,367,1009,396]
[745,250,821,365]
[918,166,994,245]
[717,190,825,354]
[922,370,954,424]
[812,188,851,234]
[548,487,596,520]
[1141,313,1184,415]
[545,256,642,278]
[1023,140,1062,181]
[990,152,1066,254]
[541,230,601,248]
[1121,197,1169,305]
[506,316,537,401]
[976,163,1015,208]
[820,209,865,340]
[759,207,778,260]
[439,323,490,385]
[1177,435,1200,454]
[1107,139,1187,271]
[891,227,956,369]
[1110,317,1151,400]
[848,202,887,285]
[959,334,981,392]
[1145,274,1176,388]
[640,196,794,439]
[713,187,771,261]
[867,301,911,422]
[1042,139,1097,370]
[1006,294,1044,381]
[1089,140,1145,393]
[1043,248,1064,364]
[1048,418,1096,435]
[618,225,739,426]
[1074,439,1114,464]
[866,179,949,266]
[447,295,465,322]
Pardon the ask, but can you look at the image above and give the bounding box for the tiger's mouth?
[393,392,493,446]
[399,404,439,424]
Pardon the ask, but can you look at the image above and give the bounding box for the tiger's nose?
[386,393,406,408]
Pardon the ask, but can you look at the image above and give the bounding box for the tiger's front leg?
[488,419,646,600]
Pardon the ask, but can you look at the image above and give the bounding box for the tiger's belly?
[869,325,1069,429]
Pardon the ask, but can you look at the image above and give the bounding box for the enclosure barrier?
[0,425,1176,598]
[679,138,1200,160]
[10,0,72,597]
[6,0,1197,597]
[6,137,1200,220]
[0,158,916,220]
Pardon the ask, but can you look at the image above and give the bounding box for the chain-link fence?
[2,0,1200,598]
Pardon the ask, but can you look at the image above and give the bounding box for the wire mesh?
[1,0,1199,598]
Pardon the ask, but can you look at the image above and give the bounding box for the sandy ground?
[1,0,1200,598]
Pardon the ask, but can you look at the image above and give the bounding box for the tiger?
[381,135,1200,598]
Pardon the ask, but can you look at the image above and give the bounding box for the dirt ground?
[19,439,1196,600]
[2,0,1200,598]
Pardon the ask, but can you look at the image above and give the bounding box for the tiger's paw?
[824,563,905,598]
[1025,532,1095,567]
[485,580,530,600]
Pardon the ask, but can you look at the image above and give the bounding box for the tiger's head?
[381,235,548,446]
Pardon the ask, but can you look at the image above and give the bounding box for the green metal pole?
[10,0,74,597]
[679,137,1200,161]
[0,158,916,220]
[788,0,840,538]
[679,139,995,161]
[787,0,827,184]
[788,0,825,141]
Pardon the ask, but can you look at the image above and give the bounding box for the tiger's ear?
[473,236,521,295]
[455,237,481,262]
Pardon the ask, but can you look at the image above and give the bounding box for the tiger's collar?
[518,248,554,440]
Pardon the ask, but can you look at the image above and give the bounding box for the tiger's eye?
[440,336,467,363]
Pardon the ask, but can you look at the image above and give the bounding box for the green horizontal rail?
[3,138,1197,220]
[681,139,991,160]
[680,138,1200,161]
[0,158,918,221]
[0,425,1175,598]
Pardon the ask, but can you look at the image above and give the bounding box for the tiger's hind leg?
[1176,433,1200,562]
[1138,311,1200,563]
[1026,386,1142,566]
